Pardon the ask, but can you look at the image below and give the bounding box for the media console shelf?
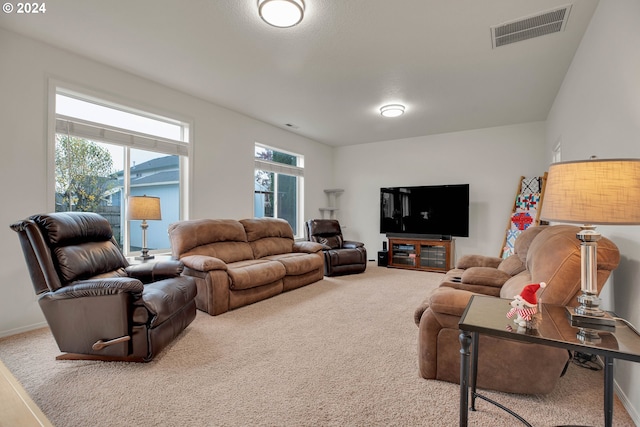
[387,237,454,273]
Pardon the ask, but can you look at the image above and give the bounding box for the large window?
[53,87,190,256]
[254,144,304,237]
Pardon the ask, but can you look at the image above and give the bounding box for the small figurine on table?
[507,282,546,329]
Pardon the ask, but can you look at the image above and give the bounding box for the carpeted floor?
[0,264,635,426]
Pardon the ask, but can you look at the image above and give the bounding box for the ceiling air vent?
[491,4,572,48]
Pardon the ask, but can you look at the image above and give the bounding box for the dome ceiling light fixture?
[380,104,406,118]
[258,0,305,28]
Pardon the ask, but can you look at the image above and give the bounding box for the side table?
[0,359,53,427]
[458,295,640,427]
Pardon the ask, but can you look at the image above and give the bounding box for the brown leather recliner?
[304,219,367,276]
[414,225,620,394]
[10,212,197,362]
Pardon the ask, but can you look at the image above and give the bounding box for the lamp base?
[566,306,616,328]
[576,328,602,344]
[135,254,155,261]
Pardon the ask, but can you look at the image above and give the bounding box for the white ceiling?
[0,0,599,146]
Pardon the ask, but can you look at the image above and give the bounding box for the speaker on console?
[378,250,388,267]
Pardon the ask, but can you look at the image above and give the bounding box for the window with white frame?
[53,87,190,256]
[254,143,304,237]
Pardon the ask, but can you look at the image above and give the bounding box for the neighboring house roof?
[115,155,179,187]
[132,170,179,185]
[130,156,178,173]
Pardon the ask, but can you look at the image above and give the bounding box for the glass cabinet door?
[392,243,417,266]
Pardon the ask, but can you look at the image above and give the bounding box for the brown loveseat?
[168,217,324,315]
[414,225,620,395]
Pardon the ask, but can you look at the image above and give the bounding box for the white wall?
[333,122,547,261]
[0,28,334,337]
[546,0,640,423]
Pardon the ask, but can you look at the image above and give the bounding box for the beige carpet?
[0,264,634,427]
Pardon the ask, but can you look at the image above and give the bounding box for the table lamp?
[540,158,640,326]
[128,195,162,260]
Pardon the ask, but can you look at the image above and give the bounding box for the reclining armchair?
[304,219,367,276]
[414,225,620,394]
[10,212,197,362]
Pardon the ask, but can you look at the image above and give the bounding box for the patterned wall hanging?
[500,173,547,258]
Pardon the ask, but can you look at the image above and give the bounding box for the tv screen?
[380,184,469,237]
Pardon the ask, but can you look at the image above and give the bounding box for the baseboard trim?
[615,378,640,426]
[0,322,48,339]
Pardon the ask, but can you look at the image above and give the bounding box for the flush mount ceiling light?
[380,104,405,118]
[258,0,305,28]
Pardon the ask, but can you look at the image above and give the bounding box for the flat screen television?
[380,184,469,238]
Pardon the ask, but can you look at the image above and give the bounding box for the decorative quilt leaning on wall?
[500,174,547,259]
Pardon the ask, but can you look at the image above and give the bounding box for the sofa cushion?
[265,253,324,276]
[497,255,526,276]
[240,218,294,241]
[227,259,286,290]
[240,218,295,258]
[169,219,248,258]
[318,235,343,249]
[499,271,533,300]
[181,242,254,264]
[250,237,294,259]
[513,225,547,262]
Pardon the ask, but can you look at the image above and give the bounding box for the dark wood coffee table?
[458,295,640,427]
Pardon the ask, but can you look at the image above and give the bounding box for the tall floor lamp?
[540,158,640,327]
[128,195,162,260]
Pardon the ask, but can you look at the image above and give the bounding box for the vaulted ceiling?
[0,0,599,146]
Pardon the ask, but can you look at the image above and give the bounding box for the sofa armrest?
[45,278,144,300]
[125,260,184,283]
[415,287,475,327]
[293,241,324,253]
[179,255,228,272]
[414,295,432,326]
[460,266,512,288]
[416,287,476,380]
[456,254,502,269]
[428,287,475,319]
[342,240,364,249]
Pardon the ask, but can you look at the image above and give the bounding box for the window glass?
[128,150,180,254]
[56,94,184,141]
[55,136,124,245]
[254,144,303,237]
[54,88,189,256]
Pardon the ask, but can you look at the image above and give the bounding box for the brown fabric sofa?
[414,225,620,395]
[168,217,324,315]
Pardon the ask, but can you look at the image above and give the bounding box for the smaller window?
[254,144,304,237]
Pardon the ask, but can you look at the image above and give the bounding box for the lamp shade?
[128,196,162,221]
[540,158,640,225]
